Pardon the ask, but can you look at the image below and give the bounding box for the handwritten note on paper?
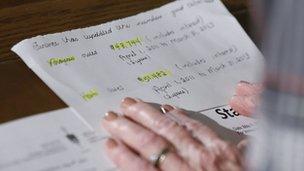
[12,0,264,130]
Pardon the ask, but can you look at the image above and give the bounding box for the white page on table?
[0,108,115,171]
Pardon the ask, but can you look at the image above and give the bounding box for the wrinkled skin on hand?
[102,96,246,171]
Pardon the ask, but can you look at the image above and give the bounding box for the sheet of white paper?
[0,108,115,171]
[12,0,264,130]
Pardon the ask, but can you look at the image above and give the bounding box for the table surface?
[0,0,250,123]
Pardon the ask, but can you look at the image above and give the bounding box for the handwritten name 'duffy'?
[110,37,142,51]
[137,70,172,83]
[48,56,76,67]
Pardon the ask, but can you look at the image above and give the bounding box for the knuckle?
[113,147,130,166]
[155,117,194,146]
[136,160,154,171]
[171,126,196,147]
[139,131,165,148]
[155,116,177,132]
[126,101,148,116]
[187,121,217,137]
[215,140,235,152]
[173,108,187,115]
[209,140,240,162]
[174,125,190,139]
[201,152,239,170]
[186,121,201,130]
[127,102,142,115]
[199,151,216,169]
[176,160,193,171]
[200,150,237,171]
[210,140,228,152]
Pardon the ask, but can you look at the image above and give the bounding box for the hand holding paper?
[102,98,244,171]
[6,0,265,170]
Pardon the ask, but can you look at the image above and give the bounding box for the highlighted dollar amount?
[48,55,76,67]
[137,70,172,83]
[82,89,99,101]
[110,37,142,50]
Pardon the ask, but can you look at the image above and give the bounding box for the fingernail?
[106,138,118,149]
[239,80,250,84]
[133,97,143,102]
[121,97,137,108]
[160,104,174,114]
[104,111,118,121]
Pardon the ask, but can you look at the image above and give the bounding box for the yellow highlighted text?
[82,88,99,101]
[137,69,172,83]
[110,37,142,50]
[48,55,76,67]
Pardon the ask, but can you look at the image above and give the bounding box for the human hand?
[229,81,263,117]
[102,98,244,171]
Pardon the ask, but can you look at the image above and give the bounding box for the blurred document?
[12,0,264,130]
[0,108,115,171]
